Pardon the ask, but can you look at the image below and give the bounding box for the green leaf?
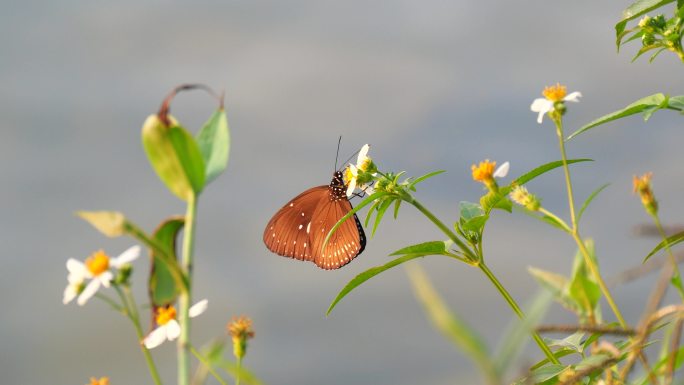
[407,170,445,189]
[621,0,674,22]
[567,94,667,140]
[191,339,228,385]
[644,230,684,262]
[393,199,402,219]
[327,253,436,315]
[197,108,230,184]
[505,159,592,191]
[528,364,569,383]
[406,264,498,384]
[216,360,263,385]
[528,267,579,313]
[149,217,184,306]
[371,197,395,237]
[668,95,684,110]
[547,331,586,354]
[323,191,391,250]
[76,210,127,237]
[389,240,454,256]
[142,114,206,201]
[480,191,512,214]
[459,201,485,221]
[567,239,601,320]
[577,184,610,223]
[540,214,571,232]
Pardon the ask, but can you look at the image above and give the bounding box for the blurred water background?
[1,1,683,384]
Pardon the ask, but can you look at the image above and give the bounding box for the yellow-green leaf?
[76,210,127,237]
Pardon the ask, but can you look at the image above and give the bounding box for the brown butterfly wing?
[263,186,328,262]
[309,196,366,270]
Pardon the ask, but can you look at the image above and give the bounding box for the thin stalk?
[554,118,627,328]
[179,193,198,385]
[479,262,559,364]
[236,357,243,385]
[190,345,229,385]
[407,197,477,261]
[407,196,559,364]
[113,285,163,385]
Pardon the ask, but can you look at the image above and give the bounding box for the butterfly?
[263,170,366,270]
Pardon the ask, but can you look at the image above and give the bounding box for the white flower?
[143,299,208,349]
[64,245,141,306]
[344,144,376,197]
[530,83,581,124]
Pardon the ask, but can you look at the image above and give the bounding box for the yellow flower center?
[542,83,567,102]
[228,316,255,340]
[85,250,110,276]
[632,172,653,193]
[88,377,110,385]
[358,157,371,172]
[343,166,356,184]
[156,306,177,326]
[471,160,496,182]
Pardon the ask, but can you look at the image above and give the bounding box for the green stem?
[407,196,559,364]
[236,357,242,385]
[479,262,560,364]
[190,345,229,385]
[407,197,478,261]
[113,285,163,385]
[554,117,627,328]
[179,193,198,385]
[652,214,684,301]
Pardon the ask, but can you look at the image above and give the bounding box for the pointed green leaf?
[393,199,402,219]
[528,364,570,384]
[323,191,391,250]
[149,217,184,306]
[567,239,601,320]
[328,253,436,315]
[407,170,445,189]
[142,114,206,201]
[197,108,230,184]
[216,360,263,385]
[528,267,579,313]
[459,201,485,221]
[389,240,453,256]
[621,0,674,21]
[578,184,610,223]
[505,159,592,190]
[644,230,684,262]
[567,94,667,140]
[547,331,586,354]
[76,210,127,237]
[406,264,498,384]
[371,198,394,237]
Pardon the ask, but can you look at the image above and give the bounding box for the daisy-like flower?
[228,315,255,360]
[530,83,582,124]
[87,377,110,385]
[471,160,509,191]
[65,246,141,306]
[344,144,375,196]
[143,299,208,349]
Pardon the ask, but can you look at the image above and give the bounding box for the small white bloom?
[530,83,581,123]
[345,164,359,197]
[62,273,85,305]
[64,245,141,306]
[356,144,371,170]
[143,299,208,349]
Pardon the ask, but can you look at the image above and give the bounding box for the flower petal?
[564,91,582,102]
[166,320,181,341]
[143,326,168,349]
[98,271,114,288]
[356,144,370,165]
[346,178,357,197]
[189,299,209,318]
[493,161,510,178]
[111,245,141,268]
[66,258,87,276]
[63,284,77,305]
[77,279,101,306]
[530,98,552,113]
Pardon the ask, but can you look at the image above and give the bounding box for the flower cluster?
[63,246,140,306]
[143,299,208,349]
[633,172,658,215]
[471,159,509,192]
[344,144,377,197]
[530,83,581,124]
[228,316,255,360]
[509,185,541,211]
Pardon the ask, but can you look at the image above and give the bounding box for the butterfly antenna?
[334,136,342,171]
